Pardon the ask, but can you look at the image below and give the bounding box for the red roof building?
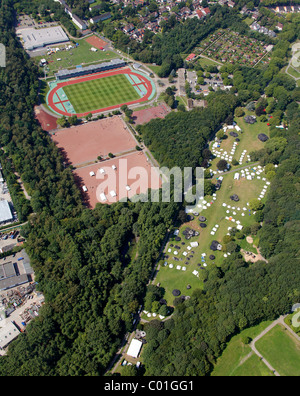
[196,10,205,19]
[186,53,196,61]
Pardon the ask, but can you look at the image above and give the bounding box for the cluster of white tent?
[234,165,266,182]
[210,224,220,236]
[223,202,250,222]
[194,194,217,212]
[211,124,243,166]
[258,181,271,201]
[163,262,187,272]
[238,149,251,165]
[211,143,234,165]
[223,125,242,133]
[143,310,165,320]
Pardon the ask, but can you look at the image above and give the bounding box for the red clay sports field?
[47,67,156,117]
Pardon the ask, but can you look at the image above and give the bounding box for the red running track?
[48,68,153,117]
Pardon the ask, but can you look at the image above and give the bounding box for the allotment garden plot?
[196,29,272,68]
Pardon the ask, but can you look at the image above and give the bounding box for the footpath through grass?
[212,321,274,376]
[255,324,300,376]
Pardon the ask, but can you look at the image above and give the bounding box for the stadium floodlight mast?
[44,65,49,80]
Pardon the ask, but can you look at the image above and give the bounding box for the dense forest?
[137,92,238,169]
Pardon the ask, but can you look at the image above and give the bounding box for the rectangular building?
[0,200,13,225]
[20,26,69,51]
[0,322,20,351]
[55,58,126,80]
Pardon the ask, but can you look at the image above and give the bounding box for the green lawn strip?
[155,262,204,306]
[255,324,300,376]
[211,321,274,376]
[64,74,140,113]
[176,95,187,109]
[287,66,300,79]
[197,56,221,68]
[229,353,275,377]
[146,64,161,76]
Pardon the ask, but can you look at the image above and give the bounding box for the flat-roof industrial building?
[20,26,69,50]
[55,58,126,80]
[0,251,33,291]
[0,321,20,351]
[0,200,13,225]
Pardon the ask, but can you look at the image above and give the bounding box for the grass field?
[210,110,270,171]
[212,321,274,376]
[288,65,300,79]
[256,324,300,376]
[155,170,268,305]
[153,106,271,306]
[63,74,140,113]
[37,38,116,77]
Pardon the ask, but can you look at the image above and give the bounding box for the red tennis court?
[85,35,108,49]
[74,151,162,208]
[52,116,137,166]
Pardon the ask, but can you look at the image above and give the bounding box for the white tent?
[127,339,143,358]
[100,193,107,202]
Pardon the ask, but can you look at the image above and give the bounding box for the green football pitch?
[63,74,140,113]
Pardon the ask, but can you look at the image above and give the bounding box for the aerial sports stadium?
[46,59,156,117]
